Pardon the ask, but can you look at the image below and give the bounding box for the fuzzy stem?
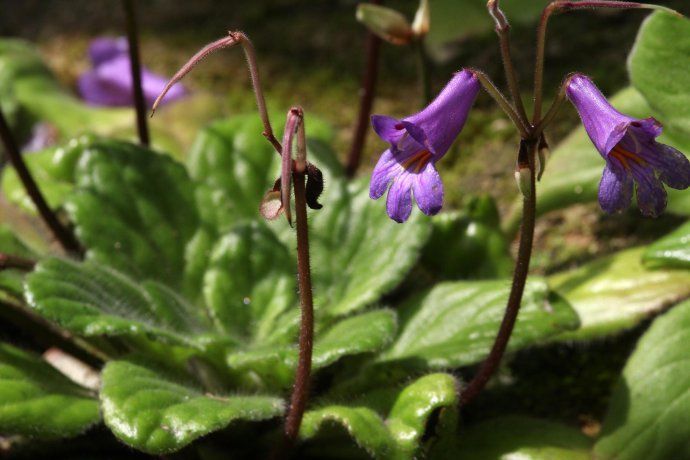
[345,0,383,178]
[534,76,569,136]
[123,0,150,146]
[532,0,679,123]
[487,0,529,125]
[0,109,83,256]
[472,69,530,138]
[0,253,36,271]
[283,169,315,449]
[151,32,282,154]
[460,140,537,406]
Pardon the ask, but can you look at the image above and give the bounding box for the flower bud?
[412,0,430,38]
[305,163,324,210]
[515,141,532,198]
[537,134,549,181]
[259,178,283,221]
[356,3,413,45]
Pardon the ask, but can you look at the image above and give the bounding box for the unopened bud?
[537,134,549,181]
[412,0,430,38]
[515,140,532,198]
[356,3,413,45]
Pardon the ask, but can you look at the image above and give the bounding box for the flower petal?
[598,163,633,214]
[386,173,413,223]
[633,166,667,217]
[655,143,690,190]
[89,37,128,66]
[78,70,131,106]
[371,115,403,145]
[399,120,435,155]
[413,161,443,216]
[370,149,401,199]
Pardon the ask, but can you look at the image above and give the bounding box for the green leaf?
[226,309,397,389]
[549,247,690,340]
[300,373,459,459]
[0,224,35,300]
[379,278,579,369]
[305,179,431,317]
[455,416,591,460]
[25,258,220,350]
[386,373,458,457]
[643,220,690,269]
[421,199,512,280]
[100,359,283,454]
[198,222,297,341]
[66,139,199,288]
[188,114,339,232]
[629,12,690,145]
[594,299,690,460]
[0,343,99,438]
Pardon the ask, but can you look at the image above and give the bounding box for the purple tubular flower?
[370,69,480,223]
[566,74,690,217]
[78,37,186,108]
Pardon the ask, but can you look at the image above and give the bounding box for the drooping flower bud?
[514,141,532,198]
[356,3,413,45]
[305,163,324,210]
[411,0,430,38]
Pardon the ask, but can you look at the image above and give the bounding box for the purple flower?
[78,37,186,108]
[566,74,690,217]
[370,69,480,223]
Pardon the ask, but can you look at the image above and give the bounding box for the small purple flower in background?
[78,37,186,108]
[370,69,480,223]
[566,73,690,217]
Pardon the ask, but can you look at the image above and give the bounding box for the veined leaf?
[643,220,690,270]
[549,247,690,340]
[379,278,579,369]
[594,299,690,459]
[100,359,283,454]
[0,343,99,438]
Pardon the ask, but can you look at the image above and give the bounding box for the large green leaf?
[100,359,283,454]
[66,139,199,288]
[226,309,397,389]
[306,179,431,317]
[454,416,591,460]
[643,220,690,269]
[25,258,221,350]
[629,12,690,144]
[0,224,35,300]
[0,343,99,438]
[594,299,690,459]
[197,222,297,341]
[549,247,690,340]
[300,373,458,459]
[379,278,579,369]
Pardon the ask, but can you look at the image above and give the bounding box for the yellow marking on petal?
[401,150,432,173]
[610,145,647,170]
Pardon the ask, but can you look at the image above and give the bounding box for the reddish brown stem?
[0,253,36,271]
[123,0,150,146]
[345,0,383,178]
[283,170,315,449]
[0,109,82,256]
[460,140,537,406]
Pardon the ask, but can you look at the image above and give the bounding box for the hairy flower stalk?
[532,0,681,123]
[0,109,83,256]
[122,0,149,146]
[346,0,384,177]
[270,108,317,453]
[152,31,282,153]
